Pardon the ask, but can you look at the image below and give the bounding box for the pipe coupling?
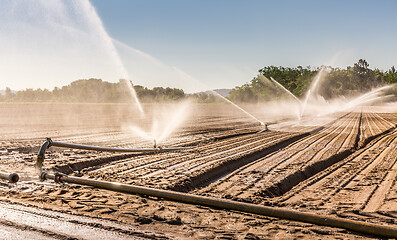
[54,173,64,183]
[40,172,47,181]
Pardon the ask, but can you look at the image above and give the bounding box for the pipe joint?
[40,172,47,181]
[37,138,53,172]
[54,173,65,183]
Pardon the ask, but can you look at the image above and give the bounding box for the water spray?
[267,76,302,104]
[127,100,192,146]
[341,85,393,111]
[209,89,265,126]
[300,67,327,119]
[256,123,268,133]
[120,79,145,115]
[172,67,265,127]
[267,76,302,120]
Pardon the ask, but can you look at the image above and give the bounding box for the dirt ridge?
[169,131,312,192]
[259,115,396,198]
[52,153,146,175]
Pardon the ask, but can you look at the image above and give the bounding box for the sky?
[1,0,396,92]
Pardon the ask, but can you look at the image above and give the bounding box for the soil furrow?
[196,113,359,201]
[282,130,397,213]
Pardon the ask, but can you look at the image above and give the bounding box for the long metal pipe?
[49,141,189,153]
[0,172,19,183]
[41,172,397,238]
[37,138,191,171]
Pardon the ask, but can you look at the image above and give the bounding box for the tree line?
[229,59,397,102]
[1,59,396,103]
[0,79,186,103]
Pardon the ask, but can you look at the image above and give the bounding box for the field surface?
[0,103,397,239]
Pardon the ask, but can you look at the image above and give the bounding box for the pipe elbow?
[36,138,52,174]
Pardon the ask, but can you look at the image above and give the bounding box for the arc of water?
[341,85,393,111]
[267,76,301,104]
[256,75,302,120]
[300,89,311,119]
[172,67,265,126]
[209,90,265,126]
[84,0,144,115]
[300,67,326,118]
[121,79,145,115]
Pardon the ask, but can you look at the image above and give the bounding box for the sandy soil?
[0,102,396,239]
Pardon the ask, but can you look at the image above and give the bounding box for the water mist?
[126,101,191,146]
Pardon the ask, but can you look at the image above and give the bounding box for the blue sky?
[91,0,397,90]
[1,0,396,92]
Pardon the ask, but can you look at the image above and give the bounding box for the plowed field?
[0,103,396,239]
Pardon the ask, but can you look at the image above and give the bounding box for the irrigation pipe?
[0,172,19,183]
[41,172,397,238]
[36,138,191,171]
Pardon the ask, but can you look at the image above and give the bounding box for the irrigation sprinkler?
[0,172,19,183]
[256,124,268,133]
[39,171,397,238]
[36,137,192,171]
